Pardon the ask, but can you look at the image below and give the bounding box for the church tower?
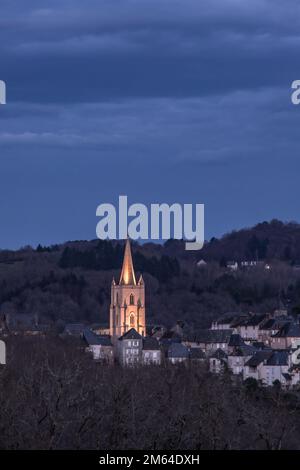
[110,239,146,338]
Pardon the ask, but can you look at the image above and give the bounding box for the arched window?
[130,313,135,327]
[130,294,134,305]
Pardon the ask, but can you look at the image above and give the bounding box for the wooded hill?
[1,219,300,330]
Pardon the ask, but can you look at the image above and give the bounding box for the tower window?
[130,313,135,327]
[130,294,134,305]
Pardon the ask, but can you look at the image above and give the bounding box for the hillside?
[1,220,300,330]
[200,219,300,263]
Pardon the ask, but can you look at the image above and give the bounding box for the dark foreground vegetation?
[1,337,300,450]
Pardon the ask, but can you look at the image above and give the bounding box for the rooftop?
[143,336,160,350]
[63,323,86,336]
[189,348,206,359]
[119,328,142,341]
[184,329,233,344]
[168,342,189,358]
[83,329,112,347]
[272,322,300,338]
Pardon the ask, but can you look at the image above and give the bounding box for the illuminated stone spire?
[119,239,136,286]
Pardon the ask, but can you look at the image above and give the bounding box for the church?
[84,239,161,366]
[109,239,146,339]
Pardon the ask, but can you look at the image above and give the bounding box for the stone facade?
[110,239,146,339]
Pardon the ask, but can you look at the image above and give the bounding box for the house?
[142,336,161,365]
[211,312,255,332]
[63,323,86,338]
[89,323,110,336]
[227,345,257,375]
[159,331,181,358]
[243,351,273,382]
[240,260,259,268]
[243,350,293,387]
[170,320,191,338]
[235,313,268,341]
[150,325,167,339]
[83,329,114,363]
[261,351,290,386]
[183,329,233,353]
[258,316,290,345]
[117,328,143,366]
[196,259,207,268]
[227,333,245,353]
[271,322,300,350]
[167,342,189,364]
[189,348,206,362]
[209,349,227,374]
[227,261,238,271]
[258,318,279,345]
[211,313,241,330]
[241,260,271,271]
[2,313,49,336]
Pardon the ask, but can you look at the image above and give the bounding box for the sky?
[0,0,300,249]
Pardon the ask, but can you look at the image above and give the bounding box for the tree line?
[1,336,300,450]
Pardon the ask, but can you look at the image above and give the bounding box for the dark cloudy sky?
[0,0,300,248]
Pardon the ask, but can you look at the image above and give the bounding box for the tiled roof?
[228,334,244,347]
[273,322,300,338]
[184,329,233,344]
[231,344,257,357]
[89,323,109,330]
[266,350,289,366]
[252,341,265,350]
[245,314,267,326]
[119,328,142,341]
[245,351,273,367]
[282,373,292,381]
[168,342,189,358]
[5,313,38,330]
[215,313,241,325]
[64,323,86,336]
[83,329,112,346]
[259,318,276,330]
[143,336,160,351]
[189,348,206,359]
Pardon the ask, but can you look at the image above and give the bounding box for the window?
[130,294,134,305]
[130,313,135,327]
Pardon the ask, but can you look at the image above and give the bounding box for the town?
[1,238,300,390]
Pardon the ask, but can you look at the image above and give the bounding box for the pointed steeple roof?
[119,239,136,286]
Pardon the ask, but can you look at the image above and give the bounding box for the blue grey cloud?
[0,0,300,248]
